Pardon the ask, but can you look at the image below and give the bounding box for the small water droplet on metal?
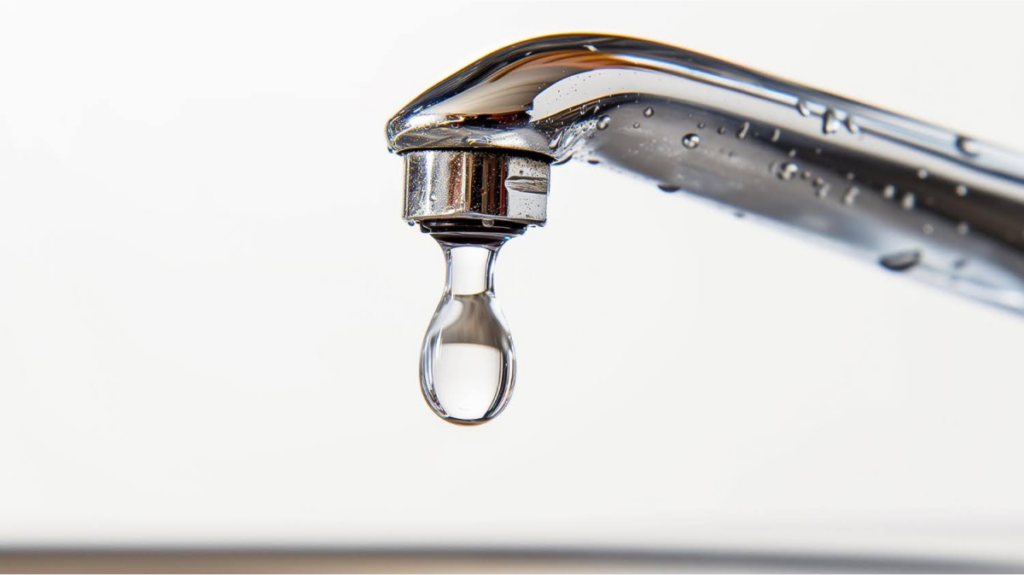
[823,108,841,134]
[481,219,495,228]
[547,132,562,149]
[718,126,727,134]
[633,122,641,129]
[917,168,928,179]
[882,184,896,199]
[596,115,611,130]
[816,183,830,198]
[587,158,600,165]
[658,184,681,193]
[956,221,970,235]
[643,107,654,117]
[845,115,860,134]
[788,149,797,158]
[955,184,969,197]
[681,133,701,149]
[583,44,598,52]
[737,121,750,140]
[697,121,706,129]
[880,250,921,272]
[901,192,916,210]
[956,136,979,157]
[777,162,799,181]
[796,100,810,116]
[843,186,860,206]
[801,170,811,180]
[813,177,825,187]
[770,128,781,142]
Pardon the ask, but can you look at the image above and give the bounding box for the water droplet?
[845,115,860,134]
[777,162,799,181]
[796,100,810,116]
[815,183,830,198]
[880,250,921,272]
[843,186,860,206]
[681,133,701,149]
[923,223,934,235]
[481,219,495,228]
[901,192,916,210]
[548,132,562,149]
[801,170,812,180]
[718,126,727,134]
[737,121,750,140]
[770,128,781,143]
[587,158,600,165]
[407,220,415,227]
[823,108,841,134]
[956,136,979,157]
[658,184,681,193]
[583,44,598,52]
[596,115,611,130]
[917,168,928,179]
[697,121,706,129]
[788,149,797,158]
[429,193,438,202]
[420,240,515,425]
[882,184,896,199]
[633,122,641,129]
[956,221,970,235]
[813,177,825,187]
[643,107,654,117]
[955,184,969,197]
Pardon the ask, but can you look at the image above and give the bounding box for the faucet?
[385,33,1024,423]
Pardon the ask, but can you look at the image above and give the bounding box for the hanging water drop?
[796,100,811,116]
[681,133,701,149]
[955,184,969,197]
[643,107,654,117]
[843,186,859,206]
[596,115,611,130]
[901,192,916,210]
[880,250,922,272]
[822,108,841,134]
[917,168,929,180]
[633,122,641,129]
[770,128,781,143]
[956,136,979,157]
[777,162,799,181]
[882,184,897,199]
[420,239,515,425]
[737,121,750,139]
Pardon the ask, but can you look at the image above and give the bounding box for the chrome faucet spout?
[386,34,1024,313]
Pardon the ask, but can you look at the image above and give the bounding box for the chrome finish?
[403,150,549,225]
[387,34,1024,313]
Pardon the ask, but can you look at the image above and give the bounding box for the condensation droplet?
[822,108,841,134]
[880,250,921,272]
[796,100,810,116]
[917,168,929,179]
[843,186,860,206]
[587,158,600,165]
[882,184,897,200]
[801,170,812,180]
[845,115,860,134]
[788,149,797,158]
[658,184,681,193]
[770,128,781,143]
[633,122,641,129]
[596,115,611,130]
[813,177,825,187]
[956,136,979,157]
[955,184,969,197]
[777,162,799,181]
[816,183,830,198]
[643,107,654,117]
[901,192,916,210]
[681,133,701,149]
[718,126,727,134]
[697,121,706,129]
[737,121,750,140]
[547,132,562,149]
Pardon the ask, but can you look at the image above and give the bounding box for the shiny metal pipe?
[386,34,1024,313]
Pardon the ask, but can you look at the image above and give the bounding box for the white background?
[2,0,1024,563]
